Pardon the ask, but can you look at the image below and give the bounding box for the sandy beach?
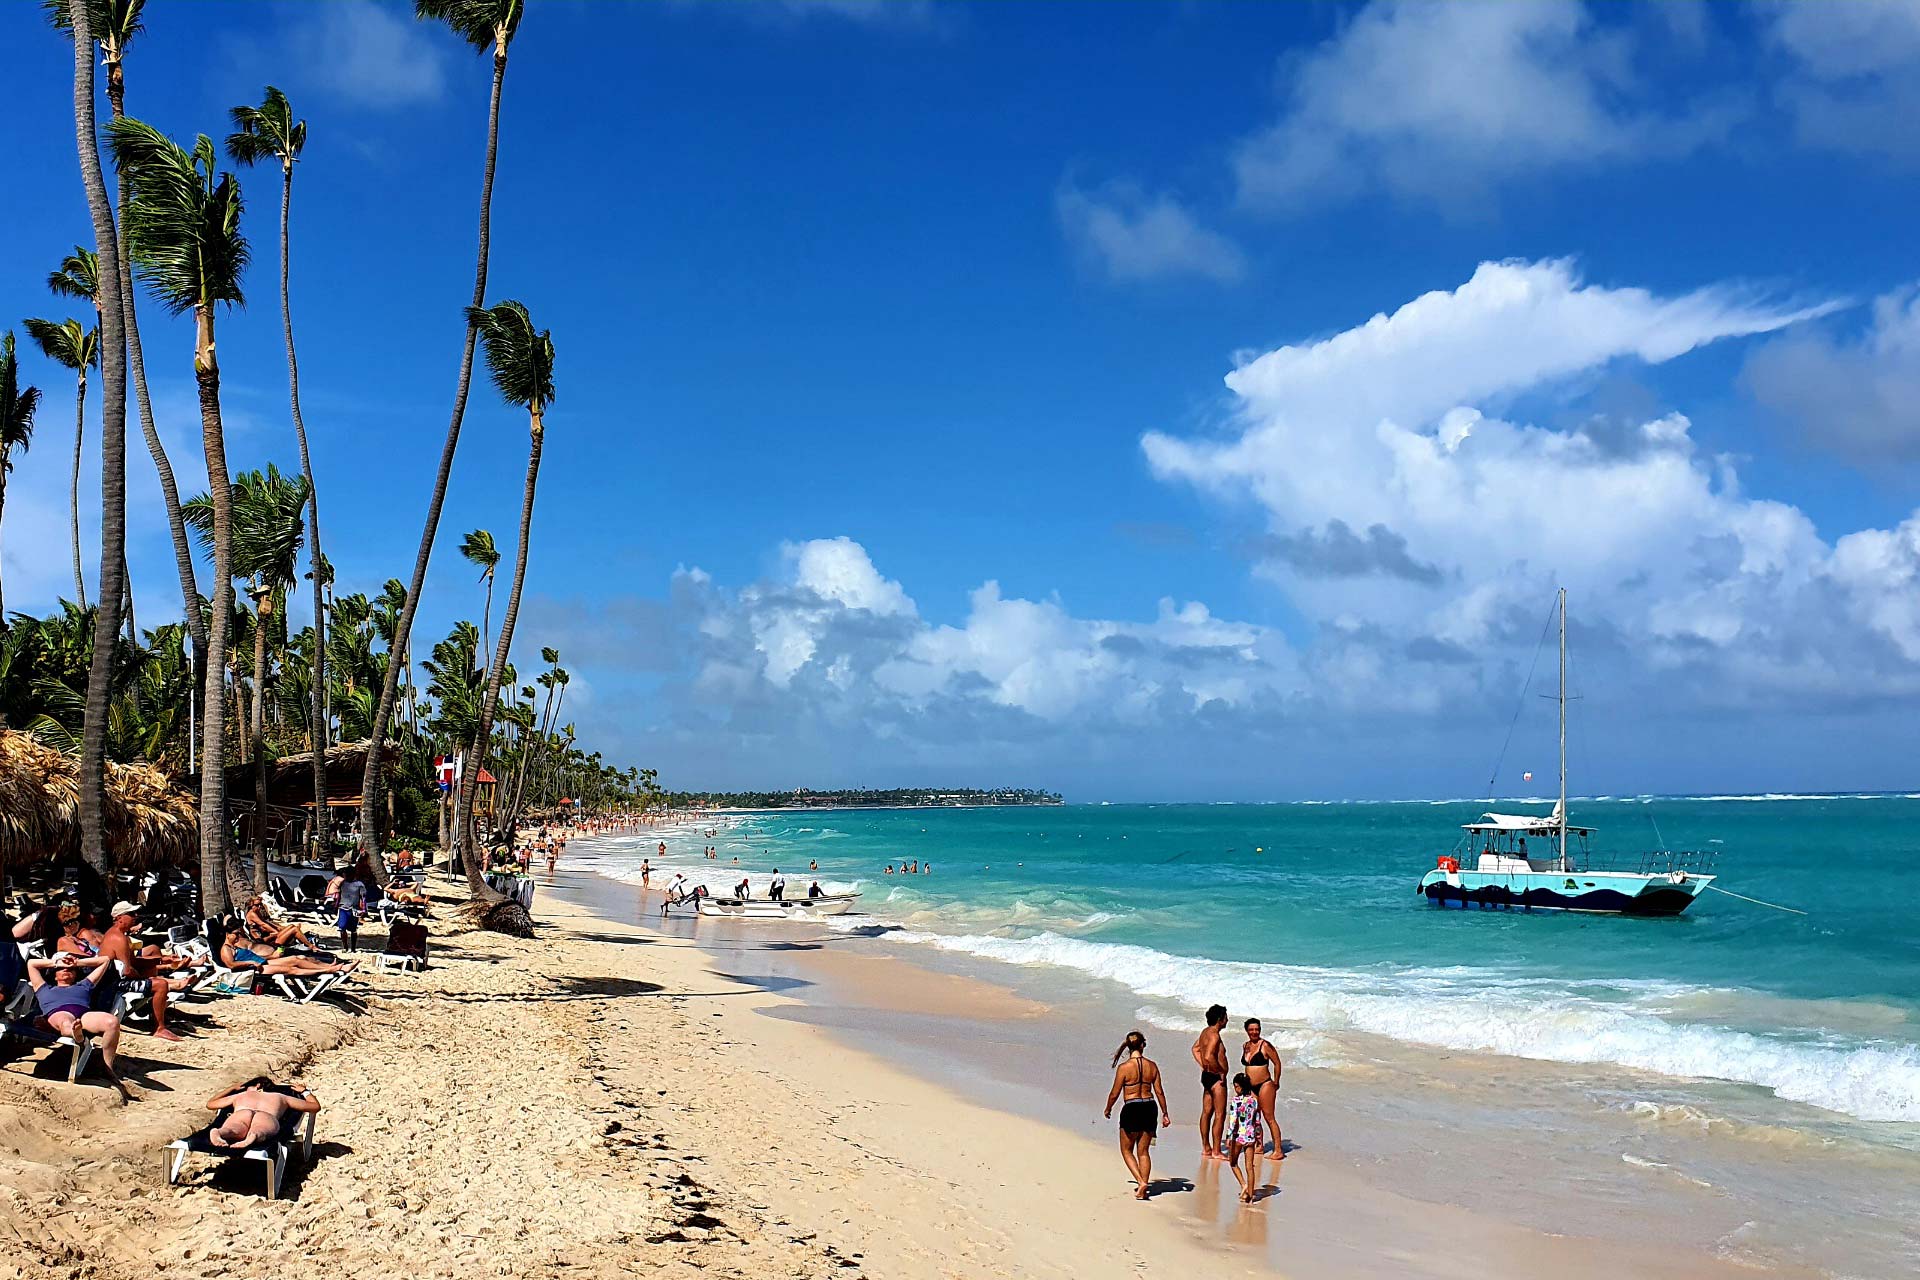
[1,859,1851,1280]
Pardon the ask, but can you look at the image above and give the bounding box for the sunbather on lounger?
[26,954,130,1096]
[244,896,322,952]
[203,1077,320,1149]
[217,928,354,980]
[99,902,194,1042]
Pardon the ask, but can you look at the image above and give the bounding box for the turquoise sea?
[581,796,1920,1135]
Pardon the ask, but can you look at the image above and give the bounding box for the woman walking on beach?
[1241,1018,1283,1162]
[1103,1030,1170,1200]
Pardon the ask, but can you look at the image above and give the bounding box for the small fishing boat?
[694,892,861,920]
[1417,590,1716,917]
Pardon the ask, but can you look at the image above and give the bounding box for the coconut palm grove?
[0,0,649,926]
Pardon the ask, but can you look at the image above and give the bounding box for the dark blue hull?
[1422,881,1699,917]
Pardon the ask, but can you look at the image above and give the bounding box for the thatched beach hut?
[226,739,402,853]
[0,728,199,871]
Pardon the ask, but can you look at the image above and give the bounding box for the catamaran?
[1416,589,1716,917]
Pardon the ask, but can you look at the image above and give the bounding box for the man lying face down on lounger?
[203,1077,321,1149]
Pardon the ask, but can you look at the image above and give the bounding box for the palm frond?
[21,317,98,373]
[466,299,556,411]
[47,246,100,303]
[417,0,524,53]
[109,116,249,316]
[44,0,144,50]
[225,85,305,167]
[460,528,499,574]
[227,463,310,586]
[0,332,41,461]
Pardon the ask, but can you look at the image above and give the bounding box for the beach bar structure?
[226,739,402,856]
[0,728,198,874]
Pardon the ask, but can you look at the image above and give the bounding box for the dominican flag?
[435,754,459,795]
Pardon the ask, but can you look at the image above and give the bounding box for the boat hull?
[1417,869,1710,917]
[695,894,859,920]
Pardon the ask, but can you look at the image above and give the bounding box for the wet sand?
[550,858,1872,1279]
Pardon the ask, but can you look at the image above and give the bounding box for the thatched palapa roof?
[227,739,401,809]
[0,728,199,870]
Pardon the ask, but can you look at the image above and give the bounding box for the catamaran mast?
[1558,586,1568,869]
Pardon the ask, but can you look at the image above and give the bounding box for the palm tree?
[226,86,329,855]
[110,116,249,913]
[185,465,308,891]
[460,529,499,654]
[55,0,133,881]
[47,247,135,638]
[51,0,206,738]
[452,301,553,896]
[0,333,41,621]
[21,317,99,610]
[358,0,528,855]
[502,646,558,838]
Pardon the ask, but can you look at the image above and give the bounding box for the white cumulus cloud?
[1144,257,1920,709]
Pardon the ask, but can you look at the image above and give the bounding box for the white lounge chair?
[0,978,121,1083]
[164,1105,317,1199]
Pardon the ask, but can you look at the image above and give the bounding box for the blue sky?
[4,0,1919,800]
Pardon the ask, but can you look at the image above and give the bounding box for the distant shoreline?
[706,801,1064,814]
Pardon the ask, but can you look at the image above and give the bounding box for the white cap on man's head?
[110,899,141,918]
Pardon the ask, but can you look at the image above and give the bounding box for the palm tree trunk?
[195,306,236,915]
[277,160,331,858]
[457,409,543,899]
[105,0,205,693]
[232,647,251,764]
[503,677,555,841]
[481,574,492,660]
[70,3,127,880]
[69,374,88,610]
[357,46,510,854]
[252,590,272,893]
[539,689,569,806]
[0,467,9,618]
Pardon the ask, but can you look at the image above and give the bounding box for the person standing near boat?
[1103,1030,1171,1200]
[1192,1004,1229,1159]
[770,870,787,902]
[1241,1018,1283,1163]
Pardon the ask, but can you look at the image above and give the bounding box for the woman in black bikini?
[1241,1018,1283,1163]
[1103,1029,1171,1200]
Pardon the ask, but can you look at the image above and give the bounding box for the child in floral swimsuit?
[1222,1072,1266,1203]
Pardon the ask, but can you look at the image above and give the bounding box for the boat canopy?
[1463,808,1593,836]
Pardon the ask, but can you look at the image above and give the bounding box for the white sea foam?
[878,930,1920,1123]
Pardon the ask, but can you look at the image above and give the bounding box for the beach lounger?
[0,978,117,1083]
[163,1104,317,1199]
[376,922,429,974]
[269,970,352,1004]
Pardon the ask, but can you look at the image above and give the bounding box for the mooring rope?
[1705,884,1807,915]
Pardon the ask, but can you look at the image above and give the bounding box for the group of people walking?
[1102,1006,1284,1204]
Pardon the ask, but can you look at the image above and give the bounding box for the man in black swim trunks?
[1192,1003,1229,1160]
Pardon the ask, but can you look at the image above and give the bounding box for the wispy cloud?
[776,0,941,27]
[1767,0,1920,166]
[1233,0,1737,214]
[1056,180,1244,285]
[227,1,449,111]
[1743,284,1920,464]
